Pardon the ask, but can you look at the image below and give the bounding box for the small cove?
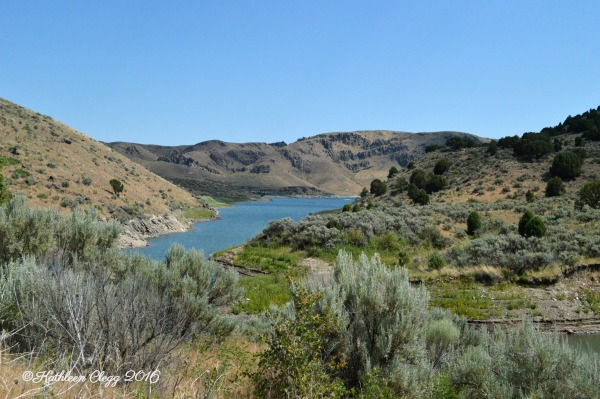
[126,197,353,260]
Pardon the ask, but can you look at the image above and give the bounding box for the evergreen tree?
[466,211,482,236]
[518,210,535,236]
[578,179,600,209]
[433,159,450,175]
[518,210,546,237]
[486,140,498,155]
[545,177,565,197]
[408,184,430,205]
[388,166,400,179]
[370,179,387,196]
[550,151,582,180]
[410,169,428,189]
[109,178,125,196]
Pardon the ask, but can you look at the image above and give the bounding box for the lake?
[127,197,354,260]
[566,334,600,355]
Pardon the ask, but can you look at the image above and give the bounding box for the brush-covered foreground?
[1,196,599,399]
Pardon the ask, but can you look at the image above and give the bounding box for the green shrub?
[0,156,19,168]
[109,178,124,196]
[61,180,70,188]
[425,175,447,193]
[429,253,446,270]
[577,179,600,209]
[410,169,428,189]
[370,179,387,196]
[388,166,399,178]
[550,151,582,180]
[251,286,348,399]
[408,183,430,205]
[82,176,92,186]
[0,173,10,205]
[398,250,410,266]
[326,219,342,230]
[525,190,535,202]
[518,210,535,236]
[11,169,30,179]
[342,203,352,212]
[360,187,369,197]
[425,144,444,153]
[486,140,498,156]
[352,203,361,212]
[466,211,482,236]
[433,159,450,175]
[545,176,565,197]
[523,215,547,238]
[392,176,408,193]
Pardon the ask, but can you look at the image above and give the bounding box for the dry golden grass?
[0,97,199,218]
[0,337,261,399]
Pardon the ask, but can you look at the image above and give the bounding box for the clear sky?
[1,1,599,145]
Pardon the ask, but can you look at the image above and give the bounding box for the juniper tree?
[466,211,482,236]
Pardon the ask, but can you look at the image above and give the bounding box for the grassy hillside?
[0,97,205,221]
[221,112,600,324]
[107,131,488,201]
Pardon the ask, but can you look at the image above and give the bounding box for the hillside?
[0,97,209,246]
[218,106,600,330]
[107,131,488,201]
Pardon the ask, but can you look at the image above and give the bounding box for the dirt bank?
[118,214,193,248]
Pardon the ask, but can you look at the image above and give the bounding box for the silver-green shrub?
[0,195,121,266]
[446,322,600,399]
[2,246,241,373]
[310,251,432,396]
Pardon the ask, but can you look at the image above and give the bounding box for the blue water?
[126,197,354,260]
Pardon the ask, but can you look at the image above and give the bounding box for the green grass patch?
[428,279,530,320]
[199,195,230,208]
[311,236,411,266]
[11,169,30,179]
[0,156,19,168]
[233,274,290,314]
[183,208,216,219]
[235,242,301,272]
[582,288,600,313]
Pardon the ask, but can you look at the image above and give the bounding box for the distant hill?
[107,131,488,201]
[0,97,207,245]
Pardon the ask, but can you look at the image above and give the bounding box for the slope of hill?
[107,131,487,201]
[0,97,209,247]
[218,106,600,329]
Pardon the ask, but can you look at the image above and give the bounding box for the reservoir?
[566,334,600,355]
[128,197,353,260]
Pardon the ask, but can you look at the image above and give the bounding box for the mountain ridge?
[107,130,488,201]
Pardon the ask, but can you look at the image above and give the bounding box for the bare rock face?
[119,214,192,248]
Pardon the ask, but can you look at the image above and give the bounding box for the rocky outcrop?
[119,214,193,248]
[158,150,199,167]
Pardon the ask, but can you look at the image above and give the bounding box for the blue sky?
[1,1,599,145]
